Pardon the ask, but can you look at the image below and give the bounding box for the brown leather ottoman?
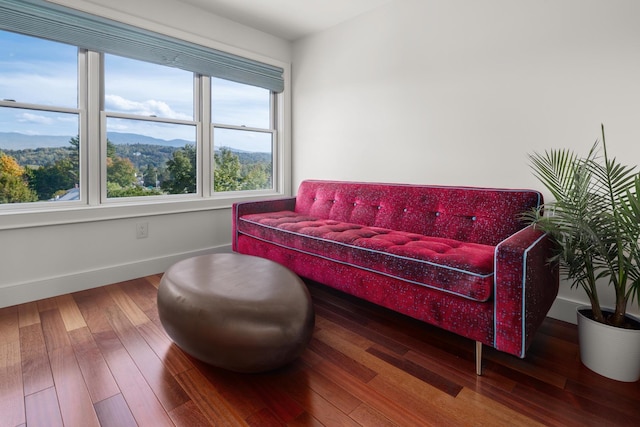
[157,253,315,373]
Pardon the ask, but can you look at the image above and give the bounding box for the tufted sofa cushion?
[294,180,541,246]
[237,210,496,302]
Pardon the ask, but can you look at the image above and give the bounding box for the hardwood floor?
[1,274,639,427]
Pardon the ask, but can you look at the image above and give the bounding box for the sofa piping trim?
[492,227,548,357]
[237,230,492,303]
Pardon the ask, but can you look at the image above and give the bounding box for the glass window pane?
[0,107,79,203]
[213,127,272,192]
[211,78,270,129]
[105,117,197,198]
[105,54,194,120]
[0,30,78,108]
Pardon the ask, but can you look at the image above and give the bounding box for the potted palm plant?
[524,125,640,382]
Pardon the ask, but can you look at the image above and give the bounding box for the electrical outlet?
[136,222,148,239]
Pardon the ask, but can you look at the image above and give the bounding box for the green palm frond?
[525,125,640,327]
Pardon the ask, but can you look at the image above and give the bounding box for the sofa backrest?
[294,180,542,246]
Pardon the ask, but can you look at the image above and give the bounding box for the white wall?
[0,210,231,307]
[0,0,292,308]
[292,0,640,322]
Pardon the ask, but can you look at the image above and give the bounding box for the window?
[212,78,274,192]
[104,54,197,199]
[0,31,80,203]
[0,1,285,214]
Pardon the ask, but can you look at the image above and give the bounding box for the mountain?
[106,132,193,147]
[0,132,72,150]
[0,131,193,150]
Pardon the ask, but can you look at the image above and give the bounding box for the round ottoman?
[157,253,315,373]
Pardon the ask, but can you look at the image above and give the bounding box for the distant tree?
[25,136,79,200]
[214,147,242,192]
[107,156,137,188]
[142,164,158,188]
[107,139,117,158]
[162,144,196,194]
[0,152,38,203]
[27,158,77,200]
[68,136,79,170]
[242,163,270,190]
[105,138,138,196]
[106,182,163,197]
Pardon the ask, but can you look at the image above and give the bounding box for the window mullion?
[77,49,88,205]
[86,50,102,206]
[200,75,212,197]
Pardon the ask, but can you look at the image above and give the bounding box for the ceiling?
[178,0,395,41]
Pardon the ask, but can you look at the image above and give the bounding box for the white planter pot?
[577,306,640,382]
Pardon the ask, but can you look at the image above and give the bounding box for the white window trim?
[0,43,291,232]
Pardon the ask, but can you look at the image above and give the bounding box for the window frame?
[0,29,290,230]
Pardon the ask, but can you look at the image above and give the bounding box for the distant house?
[51,187,80,201]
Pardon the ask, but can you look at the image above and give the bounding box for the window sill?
[0,190,287,231]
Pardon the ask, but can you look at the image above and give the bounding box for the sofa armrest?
[232,197,297,251]
[493,225,559,357]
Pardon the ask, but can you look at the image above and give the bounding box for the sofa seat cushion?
[237,211,496,302]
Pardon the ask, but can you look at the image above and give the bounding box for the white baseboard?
[547,296,583,324]
[0,245,232,309]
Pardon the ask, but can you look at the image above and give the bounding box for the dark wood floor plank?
[366,344,463,397]
[104,283,150,327]
[55,294,87,332]
[314,302,409,355]
[169,399,212,427]
[19,322,54,396]
[312,359,433,427]
[403,348,518,395]
[39,309,72,352]
[118,276,160,313]
[0,340,25,427]
[36,297,58,313]
[67,326,120,403]
[307,336,377,383]
[349,403,400,427]
[246,407,285,427]
[136,320,194,376]
[72,287,115,334]
[241,372,306,423]
[192,360,272,420]
[175,367,248,426]
[17,301,40,328]
[145,273,163,289]
[48,345,101,427]
[283,361,363,415]
[104,303,190,412]
[93,393,137,427]
[0,306,19,343]
[24,386,64,427]
[94,329,175,427]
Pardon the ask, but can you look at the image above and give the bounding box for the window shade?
[0,0,285,92]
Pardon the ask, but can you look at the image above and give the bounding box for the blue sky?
[0,29,272,152]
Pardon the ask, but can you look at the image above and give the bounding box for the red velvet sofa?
[232,180,559,374]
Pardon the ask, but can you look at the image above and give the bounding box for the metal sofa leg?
[476,341,483,375]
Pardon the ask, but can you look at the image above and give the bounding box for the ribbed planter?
[577,306,640,382]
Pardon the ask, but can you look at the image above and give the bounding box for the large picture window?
[0,0,284,212]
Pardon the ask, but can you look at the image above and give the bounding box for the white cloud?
[18,112,55,125]
[105,94,192,121]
